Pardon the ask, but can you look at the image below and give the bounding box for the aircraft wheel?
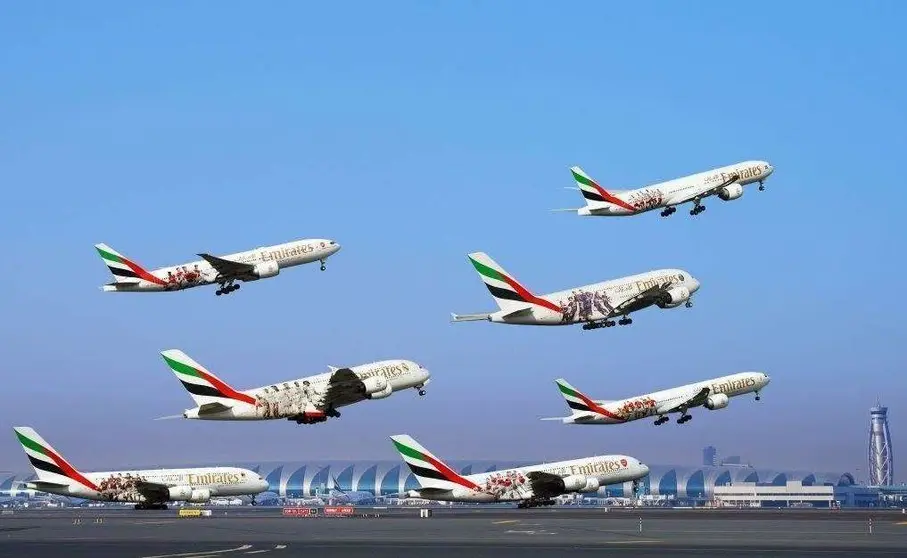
[419,389,426,396]
[685,301,693,308]
[215,290,223,296]
[234,284,241,291]
[321,265,326,271]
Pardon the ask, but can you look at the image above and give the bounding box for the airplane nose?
[689,277,700,293]
[258,479,269,492]
[639,462,650,476]
[763,163,774,177]
[329,241,341,254]
[763,373,771,384]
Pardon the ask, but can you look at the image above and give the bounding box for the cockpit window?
[678,274,685,281]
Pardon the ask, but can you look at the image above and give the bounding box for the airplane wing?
[657,387,711,414]
[319,368,369,407]
[526,471,570,497]
[134,480,173,500]
[674,172,741,205]
[611,281,674,315]
[198,253,255,279]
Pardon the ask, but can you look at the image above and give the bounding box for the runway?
[2,507,906,557]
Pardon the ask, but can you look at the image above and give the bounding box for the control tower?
[868,405,893,486]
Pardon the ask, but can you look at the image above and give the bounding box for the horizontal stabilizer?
[540,416,570,422]
[27,481,71,490]
[198,402,233,415]
[153,414,184,421]
[501,307,533,319]
[450,312,491,322]
[550,208,582,213]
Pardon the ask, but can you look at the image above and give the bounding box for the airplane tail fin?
[390,435,478,491]
[160,349,255,408]
[570,167,632,211]
[13,427,98,491]
[94,243,157,284]
[555,378,600,415]
[466,252,542,313]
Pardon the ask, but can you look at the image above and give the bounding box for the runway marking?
[896,521,907,525]
[244,552,269,555]
[606,540,661,544]
[504,529,556,535]
[492,520,520,524]
[274,546,287,550]
[142,544,253,558]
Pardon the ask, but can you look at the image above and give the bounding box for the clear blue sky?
[1,1,904,481]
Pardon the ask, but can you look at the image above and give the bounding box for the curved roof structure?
[0,461,856,500]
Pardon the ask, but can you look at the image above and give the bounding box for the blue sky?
[1,1,904,482]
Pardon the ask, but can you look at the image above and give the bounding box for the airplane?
[95,237,341,296]
[451,252,700,330]
[160,349,431,425]
[544,372,770,426]
[390,434,649,509]
[11,426,268,510]
[559,160,774,218]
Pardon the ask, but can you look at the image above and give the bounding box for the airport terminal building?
[2,460,870,507]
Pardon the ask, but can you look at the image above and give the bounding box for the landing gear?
[326,407,341,418]
[216,282,240,296]
[517,499,556,509]
[617,316,633,326]
[758,180,765,191]
[677,414,692,424]
[654,416,669,426]
[660,206,676,217]
[582,319,617,331]
[415,385,427,396]
[135,503,168,510]
[320,259,327,271]
[685,300,693,308]
[755,391,761,401]
[690,204,706,216]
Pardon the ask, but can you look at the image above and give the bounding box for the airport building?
[1,460,873,507]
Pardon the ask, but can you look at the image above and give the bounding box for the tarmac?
[2,506,907,557]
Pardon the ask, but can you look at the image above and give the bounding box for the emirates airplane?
[560,160,774,217]
[95,237,341,296]
[391,435,649,508]
[160,350,431,425]
[452,252,699,330]
[544,372,770,426]
[12,427,267,510]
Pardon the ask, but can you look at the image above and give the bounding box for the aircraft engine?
[559,475,589,493]
[167,486,193,500]
[188,488,212,503]
[718,184,744,201]
[252,261,280,279]
[705,393,729,410]
[581,477,601,493]
[367,384,393,400]
[361,376,389,395]
[657,286,690,308]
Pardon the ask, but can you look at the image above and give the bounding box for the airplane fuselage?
[26,466,267,504]
[182,359,431,420]
[408,455,649,503]
[488,269,700,325]
[569,372,770,425]
[103,238,341,292]
[580,160,774,216]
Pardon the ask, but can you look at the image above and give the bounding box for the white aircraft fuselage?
[557,372,770,425]
[99,238,341,293]
[578,160,774,216]
[487,269,699,325]
[407,455,649,503]
[27,466,268,504]
[180,359,431,421]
